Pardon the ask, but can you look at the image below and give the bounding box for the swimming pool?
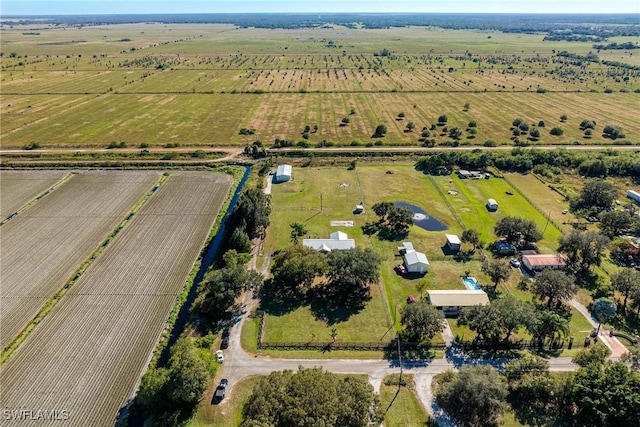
[463,276,480,290]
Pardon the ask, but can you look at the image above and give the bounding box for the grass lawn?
[191,376,262,427]
[431,174,563,254]
[380,374,431,427]
[262,282,392,343]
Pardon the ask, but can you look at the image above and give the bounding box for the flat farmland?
[3,91,637,148]
[0,170,162,350]
[0,170,68,218]
[0,171,233,427]
[2,24,638,149]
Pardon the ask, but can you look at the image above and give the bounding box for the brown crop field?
[1,23,638,149]
[0,170,69,218]
[0,170,162,350]
[0,171,233,427]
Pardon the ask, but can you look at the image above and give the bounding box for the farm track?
[0,171,233,427]
[0,170,69,218]
[0,171,162,350]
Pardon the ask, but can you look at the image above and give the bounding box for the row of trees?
[415,149,640,180]
[436,347,640,427]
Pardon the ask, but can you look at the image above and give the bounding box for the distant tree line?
[14,14,640,38]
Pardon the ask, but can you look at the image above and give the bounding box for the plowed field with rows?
[0,171,232,427]
[0,170,68,218]
[0,170,162,350]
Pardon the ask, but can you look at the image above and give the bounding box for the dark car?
[222,327,230,338]
[213,379,229,404]
[220,336,229,349]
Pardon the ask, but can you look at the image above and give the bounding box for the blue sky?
[1,0,639,15]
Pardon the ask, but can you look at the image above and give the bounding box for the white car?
[509,258,521,268]
[216,350,224,363]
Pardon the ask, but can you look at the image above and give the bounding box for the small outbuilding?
[522,254,566,272]
[627,190,640,204]
[427,290,490,317]
[404,250,430,274]
[275,164,292,183]
[398,242,415,255]
[445,234,461,252]
[486,198,498,211]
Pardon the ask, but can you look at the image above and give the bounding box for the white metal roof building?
[404,250,429,274]
[445,234,461,251]
[428,290,490,316]
[303,231,355,252]
[275,164,292,183]
[628,190,640,203]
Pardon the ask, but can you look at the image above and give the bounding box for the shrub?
[550,126,564,136]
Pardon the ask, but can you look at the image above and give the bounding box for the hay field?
[1,24,638,148]
[0,171,233,427]
[0,170,162,350]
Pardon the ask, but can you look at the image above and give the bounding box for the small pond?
[394,202,448,231]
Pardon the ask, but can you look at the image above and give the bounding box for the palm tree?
[530,310,569,347]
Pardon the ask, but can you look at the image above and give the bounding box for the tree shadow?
[378,227,409,242]
[362,222,380,236]
[258,279,306,316]
[308,284,369,324]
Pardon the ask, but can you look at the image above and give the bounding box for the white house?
[445,234,461,252]
[275,164,292,183]
[486,198,498,211]
[404,249,429,274]
[428,290,490,316]
[627,190,640,204]
[303,231,355,252]
[522,254,566,272]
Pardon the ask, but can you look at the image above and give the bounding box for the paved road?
[216,290,581,425]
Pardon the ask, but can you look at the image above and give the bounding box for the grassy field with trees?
[2,21,639,149]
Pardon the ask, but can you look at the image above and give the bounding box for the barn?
[275,164,292,183]
[486,198,498,211]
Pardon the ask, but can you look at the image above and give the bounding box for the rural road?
[218,292,581,425]
[1,143,638,158]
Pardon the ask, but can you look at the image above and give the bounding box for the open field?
[0,171,233,427]
[1,24,638,148]
[0,170,69,218]
[380,374,431,427]
[0,170,162,350]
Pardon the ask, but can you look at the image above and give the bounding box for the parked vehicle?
[509,258,521,268]
[216,350,224,363]
[213,378,229,403]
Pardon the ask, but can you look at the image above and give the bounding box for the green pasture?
[260,164,609,356]
[431,174,563,253]
[380,374,431,427]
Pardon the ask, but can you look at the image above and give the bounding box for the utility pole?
[320,192,323,212]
